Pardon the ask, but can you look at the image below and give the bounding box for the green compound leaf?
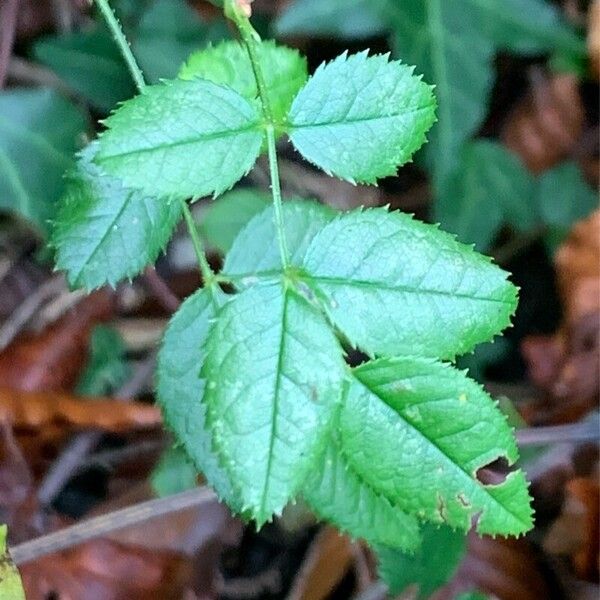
[287,52,436,184]
[276,0,387,40]
[33,25,135,112]
[157,286,241,510]
[180,40,308,126]
[223,200,335,282]
[95,79,263,200]
[302,207,518,359]
[0,88,86,235]
[375,523,466,599]
[200,188,270,254]
[202,282,346,524]
[52,143,181,290]
[435,141,534,252]
[132,0,228,83]
[340,357,533,535]
[303,430,421,550]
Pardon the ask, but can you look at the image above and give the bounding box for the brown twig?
[352,581,388,600]
[37,432,103,506]
[11,486,217,565]
[0,0,19,88]
[0,275,66,352]
[82,439,166,471]
[143,267,181,313]
[516,416,599,447]
[352,542,373,592]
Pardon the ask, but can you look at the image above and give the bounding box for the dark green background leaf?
[151,446,198,497]
[376,523,466,598]
[76,325,130,396]
[435,141,534,252]
[199,188,270,253]
[276,0,387,40]
[0,88,86,234]
[132,0,228,82]
[33,25,135,112]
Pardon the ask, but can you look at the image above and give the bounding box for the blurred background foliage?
[0,1,598,599]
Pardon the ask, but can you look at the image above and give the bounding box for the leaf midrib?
[259,287,289,519]
[71,189,134,285]
[289,105,432,130]
[305,274,513,305]
[97,123,262,162]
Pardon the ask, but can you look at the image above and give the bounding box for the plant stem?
[225,0,290,269]
[94,0,215,284]
[516,419,600,447]
[265,125,290,269]
[10,486,217,565]
[180,200,215,285]
[94,0,145,93]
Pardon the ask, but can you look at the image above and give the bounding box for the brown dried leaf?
[97,481,241,599]
[286,526,354,600]
[20,538,191,600]
[544,476,600,581]
[0,290,114,392]
[435,534,555,600]
[0,424,34,534]
[522,211,600,423]
[502,72,584,173]
[0,388,161,433]
[555,210,600,324]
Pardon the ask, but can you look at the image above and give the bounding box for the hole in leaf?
[344,347,369,367]
[475,456,512,486]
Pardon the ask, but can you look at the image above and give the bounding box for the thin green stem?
[180,200,215,285]
[265,125,289,268]
[94,0,216,285]
[225,0,290,268]
[94,0,145,93]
